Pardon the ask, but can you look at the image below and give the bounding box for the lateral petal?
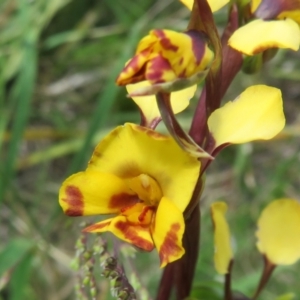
[88,123,200,212]
[152,197,185,268]
[211,202,233,274]
[208,85,285,148]
[256,199,300,265]
[59,170,138,216]
[228,19,300,55]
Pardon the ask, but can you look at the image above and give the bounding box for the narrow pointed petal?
[208,85,285,148]
[59,170,138,216]
[152,197,185,268]
[228,19,300,55]
[109,215,155,251]
[211,202,233,274]
[127,81,196,126]
[88,123,200,212]
[256,199,300,265]
[180,0,229,12]
[83,218,113,232]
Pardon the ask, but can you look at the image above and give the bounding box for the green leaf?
[0,238,34,279]
[9,253,34,300]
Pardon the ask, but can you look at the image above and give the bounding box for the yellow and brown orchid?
[116,29,214,96]
[59,123,200,267]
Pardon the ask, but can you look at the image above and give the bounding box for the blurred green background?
[0,0,299,299]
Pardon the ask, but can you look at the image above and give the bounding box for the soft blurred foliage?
[0,0,299,299]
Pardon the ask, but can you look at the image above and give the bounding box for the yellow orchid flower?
[211,202,233,274]
[207,85,285,150]
[116,29,214,95]
[256,198,300,265]
[229,0,300,55]
[180,0,229,12]
[59,123,201,267]
[126,81,197,127]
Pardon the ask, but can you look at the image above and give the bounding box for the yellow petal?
[208,85,285,147]
[256,199,300,265]
[228,19,300,55]
[126,81,197,125]
[152,197,185,268]
[211,202,233,274]
[59,170,138,216]
[180,0,229,12]
[109,215,155,251]
[278,10,300,25]
[88,123,201,212]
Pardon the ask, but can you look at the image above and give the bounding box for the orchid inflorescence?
[59,0,300,299]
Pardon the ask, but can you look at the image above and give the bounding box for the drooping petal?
[256,199,300,265]
[211,202,233,274]
[180,0,229,12]
[152,197,185,268]
[228,19,300,55]
[126,81,197,126]
[59,170,138,216]
[207,85,285,148]
[88,123,201,212]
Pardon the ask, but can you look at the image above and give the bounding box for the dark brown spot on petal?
[159,223,182,265]
[62,185,84,217]
[109,193,139,209]
[83,221,111,232]
[154,30,179,52]
[146,55,175,84]
[134,125,167,139]
[186,30,207,65]
[115,221,154,251]
[138,206,155,223]
[116,50,151,85]
[92,150,102,158]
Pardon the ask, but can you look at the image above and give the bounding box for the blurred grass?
[0,0,300,299]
